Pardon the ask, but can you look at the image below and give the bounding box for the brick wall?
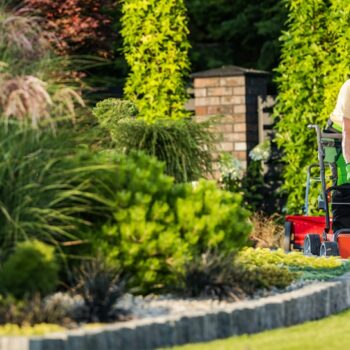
[193,69,269,169]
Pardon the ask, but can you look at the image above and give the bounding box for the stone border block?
[3,274,350,350]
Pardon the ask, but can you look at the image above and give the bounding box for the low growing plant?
[72,259,124,323]
[0,293,76,327]
[0,323,64,336]
[238,248,343,270]
[0,240,59,298]
[179,251,245,301]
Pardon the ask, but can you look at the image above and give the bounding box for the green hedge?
[274,0,350,213]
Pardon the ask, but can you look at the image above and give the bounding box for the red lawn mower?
[284,125,350,257]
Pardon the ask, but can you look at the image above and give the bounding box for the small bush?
[180,252,245,301]
[0,240,59,298]
[235,247,350,288]
[92,98,138,127]
[72,259,124,323]
[93,98,218,182]
[93,162,251,293]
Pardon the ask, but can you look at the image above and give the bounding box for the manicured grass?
[168,309,350,350]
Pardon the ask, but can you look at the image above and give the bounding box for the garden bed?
[1,273,350,350]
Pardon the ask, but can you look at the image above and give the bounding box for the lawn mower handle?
[308,124,331,235]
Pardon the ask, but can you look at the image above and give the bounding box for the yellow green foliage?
[274,0,350,212]
[0,323,64,336]
[94,167,251,294]
[121,0,191,122]
[238,248,343,270]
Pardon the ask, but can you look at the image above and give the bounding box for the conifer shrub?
[0,240,59,298]
[93,98,218,182]
[91,155,251,293]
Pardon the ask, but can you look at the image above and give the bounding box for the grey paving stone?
[201,312,219,342]
[85,329,109,350]
[216,310,233,339]
[66,329,87,350]
[134,322,156,350]
[151,318,176,348]
[172,316,191,345]
[262,300,284,330]
[29,337,43,350]
[185,313,206,344]
[115,325,138,350]
[40,333,67,350]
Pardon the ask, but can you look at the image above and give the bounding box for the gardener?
[329,79,350,231]
[329,80,350,181]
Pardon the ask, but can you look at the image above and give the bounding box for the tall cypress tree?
[275,0,350,213]
[121,0,191,122]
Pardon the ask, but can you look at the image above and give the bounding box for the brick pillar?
[192,66,270,169]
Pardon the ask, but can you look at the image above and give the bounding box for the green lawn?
[168,309,350,350]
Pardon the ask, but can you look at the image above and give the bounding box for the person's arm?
[343,118,350,164]
[343,118,350,183]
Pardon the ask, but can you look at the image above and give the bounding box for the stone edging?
[2,273,350,350]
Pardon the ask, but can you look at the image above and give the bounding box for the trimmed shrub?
[92,157,251,293]
[93,98,218,182]
[0,240,59,298]
[121,0,191,121]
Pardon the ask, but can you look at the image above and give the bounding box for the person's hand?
[346,163,350,183]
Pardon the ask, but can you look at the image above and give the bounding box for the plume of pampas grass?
[0,6,85,128]
[0,75,52,127]
[0,73,86,127]
[0,7,53,59]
